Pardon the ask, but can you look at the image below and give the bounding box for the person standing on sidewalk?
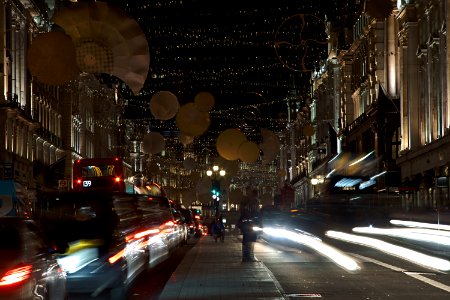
[237,188,261,262]
[212,216,225,242]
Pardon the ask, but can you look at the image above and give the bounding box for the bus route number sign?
[82,180,92,188]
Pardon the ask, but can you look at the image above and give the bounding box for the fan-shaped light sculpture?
[27,31,79,85]
[176,102,211,137]
[238,140,260,163]
[52,1,150,95]
[150,91,180,120]
[194,91,215,112]
[143,132,165,154]
[216,128,247,161]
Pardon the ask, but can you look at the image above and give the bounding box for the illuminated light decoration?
[115,177,121,183]
[334,178,363,188]
[52,1,150,95]
[326,230,450,271]
[274,14,328,73]
[150,91,180,120]
[27,31,79,86]
[0,265,32,286]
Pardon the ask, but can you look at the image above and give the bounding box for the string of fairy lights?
[93,0,363,192]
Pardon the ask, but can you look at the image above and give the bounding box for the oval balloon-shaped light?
[176,102,210,137]
[27,31,79,85]
[216,128,247,161]
[150,91,180,120]
[194,91,215,112]
[238,140,260,163]
[143,132,165,154]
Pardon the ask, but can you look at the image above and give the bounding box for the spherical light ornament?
[216,128,247,161]
[183,157,197,170]
[238,140,260,163]
[176,102,210,136]
[194,91,215,112]
[27,31,79,85]
[259,142,278,163]
[179,132,194,146]
[303,124,315,137]
[150,91,180,120]
[143,132,165,154]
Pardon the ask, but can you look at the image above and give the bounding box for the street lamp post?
[206,165,226,217]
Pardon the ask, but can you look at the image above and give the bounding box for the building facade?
[0,0,121,216]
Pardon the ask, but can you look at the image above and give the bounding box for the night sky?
[89,0,361,148]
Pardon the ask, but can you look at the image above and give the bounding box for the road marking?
[352,253,450,293]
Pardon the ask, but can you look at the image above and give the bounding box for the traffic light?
[211,179,220,196]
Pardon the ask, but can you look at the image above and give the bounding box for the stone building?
[0,0,120,216]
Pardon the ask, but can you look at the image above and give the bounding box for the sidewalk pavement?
[159,231,286,300]
[158,210,450,300]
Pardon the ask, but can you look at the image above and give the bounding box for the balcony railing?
[35,127,62,148]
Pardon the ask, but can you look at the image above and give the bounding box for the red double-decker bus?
[72,157,133,192]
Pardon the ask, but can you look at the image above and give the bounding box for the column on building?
[398,5,419,151]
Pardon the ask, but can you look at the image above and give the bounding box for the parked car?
[0,216,67,300]
[180,208,195,237]
[34,191,176,299]
[168,200,189,246]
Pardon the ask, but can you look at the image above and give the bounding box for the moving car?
[0,217,67,300]
[35,191,176,299]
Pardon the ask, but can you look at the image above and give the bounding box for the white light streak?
[390,219,450,231]
[348,151,374,166]
[353,226,450,245]
[326,230,450,271]
[260,227,360,271]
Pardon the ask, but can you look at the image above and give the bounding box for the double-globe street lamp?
[206,165,226,217]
